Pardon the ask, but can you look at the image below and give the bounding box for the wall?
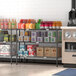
[0,0,71,26]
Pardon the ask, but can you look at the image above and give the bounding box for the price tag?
[46,29,49,31]
[26,29,29,31]
[44,57,47,59]
[36,42,39,44]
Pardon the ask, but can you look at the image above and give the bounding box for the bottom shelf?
[23,56,62,61]
[0,56,61,61]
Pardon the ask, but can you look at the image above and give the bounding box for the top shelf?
[0,29,62,31]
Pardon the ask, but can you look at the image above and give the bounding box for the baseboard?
[63,64,76,68]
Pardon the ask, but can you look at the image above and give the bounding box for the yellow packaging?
[26,23,35,29]
[26,23,29,29]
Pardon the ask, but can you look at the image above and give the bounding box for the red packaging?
[20,19,28,23]
[27,45,33,51]
[18,23,25,29]
[33,45,38,55]
[29,51,34,56]
[49,22,53,29]
[40,23,45,29]
[1,22,4,29]
[4,22,8,29]
[45,23,49,29]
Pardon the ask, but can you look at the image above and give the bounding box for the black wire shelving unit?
[16,29,62,67]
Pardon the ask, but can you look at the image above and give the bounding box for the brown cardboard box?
[44,47,51,57]
[36,47,44,57]
[50,47,61,57]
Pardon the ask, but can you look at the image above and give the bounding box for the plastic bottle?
[1,19,4,29]
[14,19,17,29]
[8,19,12,29]
[36,19,42,29]
[4,19,8,29]
[12,19,15,29]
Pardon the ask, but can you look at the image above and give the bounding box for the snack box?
[20,31,24,36]
[0,45,11,56]
[29,51,34,56]
[48,31,52,37]
[31,32,36,37]
[51,37,56,42]
[9,35,16,42]
[37,37,43,42]
[20,45,25,50]
[44,32,48,37]
[27,45,33,51]
[4,34,8,42]
[25,51,29,56]
[50,47,61,57]
[18,36,23,41]
[36,47,44,57]
[18,50,22,56]
[44,47,51,57]
[44,37,49,42]
[36,32,41,37]
[24,36,30,42]
[31,37,36,42]
[18,23,25,29]
[52,31,56,37]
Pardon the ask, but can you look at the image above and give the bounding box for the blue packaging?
[20,45,25,50]
[18,50,22,56]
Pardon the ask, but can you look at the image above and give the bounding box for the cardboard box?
[44,47,51,57]
[0,45,11,56]
[36,47,44,57]
[50,47,61,57]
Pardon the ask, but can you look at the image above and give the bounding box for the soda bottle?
[12,19,15,29]
[36,19,42,29]
[14,19,17,29]
[4,19,8,29]
[8,19,12,29]
[1,19,4,29]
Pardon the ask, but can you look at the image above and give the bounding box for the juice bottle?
[0,19,1,29]
[4,19,8,29]
[52,21,56,29]
[1,19,4,29]
[8,19,12,29]
[36,19,42,29]
[12,19,15,29]
[14,19,17,29]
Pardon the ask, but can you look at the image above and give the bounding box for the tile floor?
[0,63,66,76]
